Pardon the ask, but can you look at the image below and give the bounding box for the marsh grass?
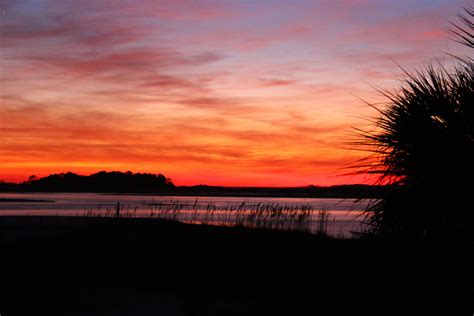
[82,200,334,235]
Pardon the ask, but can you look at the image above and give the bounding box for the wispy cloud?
[0,0,466,185]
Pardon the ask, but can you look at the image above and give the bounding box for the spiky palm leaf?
[358,5,474,239]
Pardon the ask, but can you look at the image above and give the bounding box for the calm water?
[0,193,372,238]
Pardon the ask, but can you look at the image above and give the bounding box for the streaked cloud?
[0,0,466,185]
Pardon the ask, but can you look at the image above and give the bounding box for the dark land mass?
[0,198,54,203]
[0,171,174,194]
[0,171,386,198]
[1,216,471,316]
[168,184,386,198]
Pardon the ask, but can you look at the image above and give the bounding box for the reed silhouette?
[356,5,474,240]
[80,200,335,235]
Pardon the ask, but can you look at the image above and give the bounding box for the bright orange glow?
[0,1,467,186]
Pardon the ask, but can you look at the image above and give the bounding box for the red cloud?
[0,0,463,186]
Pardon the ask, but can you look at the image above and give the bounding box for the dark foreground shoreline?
[1,216,471,316]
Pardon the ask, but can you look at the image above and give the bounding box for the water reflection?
[0,193,372,238]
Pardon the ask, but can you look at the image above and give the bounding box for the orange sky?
[0,0,469,186]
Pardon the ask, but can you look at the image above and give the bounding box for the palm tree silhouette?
[357,5,473,240]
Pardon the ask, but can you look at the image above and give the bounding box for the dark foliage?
[356,7,474,240]
[447,4,474,49]
[0,180,18,191]
[0,177,387,198]
[18,171,175,193]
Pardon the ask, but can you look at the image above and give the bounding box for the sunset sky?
[0,0,469,186]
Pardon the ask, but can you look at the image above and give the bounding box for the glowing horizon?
[0,0,469,186]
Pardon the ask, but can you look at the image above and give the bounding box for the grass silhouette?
[80,200,340,236]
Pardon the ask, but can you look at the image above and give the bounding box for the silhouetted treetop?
[21,171,174,193]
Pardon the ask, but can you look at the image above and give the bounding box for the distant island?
[0,171,174,193]
[0,171,386,198]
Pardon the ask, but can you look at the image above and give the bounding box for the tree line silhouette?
[0,174,387,198]
[0,171,175,193]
